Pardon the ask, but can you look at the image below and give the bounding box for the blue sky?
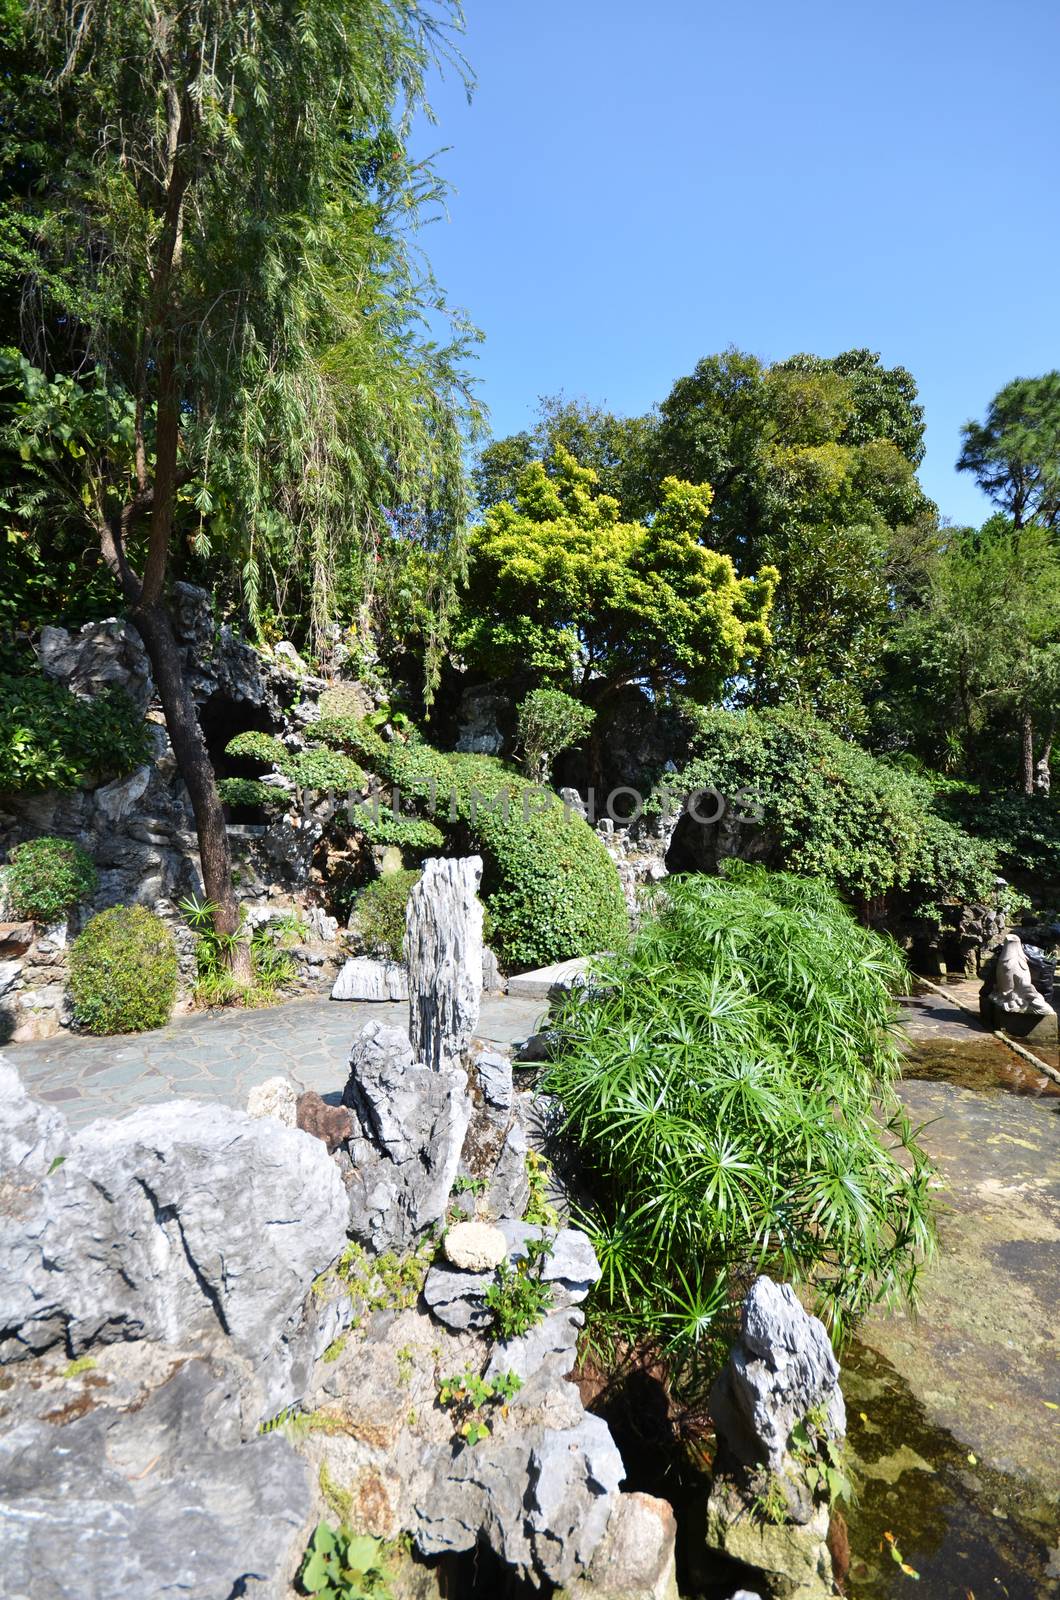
[412,0,1060,527]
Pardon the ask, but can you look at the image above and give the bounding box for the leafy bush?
[347,804,444,852]
[180,895,299,1008]
[69,906,178,1034]
[667,705,1005,920]
[286,747,364,792]
[352,870,420,960]
[933,787,1060,885]
[0,675,150,792]
[217,777,286,810]
[4,836,97,923]
[317,683,371,721]
[315,724,628,971]
[543,866,934,1371]
[225,730,289,766]
[516,687,595,778]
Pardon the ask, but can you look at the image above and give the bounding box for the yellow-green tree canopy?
[457,448,777,701]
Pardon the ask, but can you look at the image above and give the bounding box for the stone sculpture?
[983,932,1057,1045]
[406,855,484,1071]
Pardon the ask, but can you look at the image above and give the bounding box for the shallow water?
[839,1043,1060,1600]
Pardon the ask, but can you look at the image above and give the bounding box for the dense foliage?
[69,905,178,1033]
[3,836,97,923]
[352,869,420,961]
[515,688,595,780]
[0,675,150,792]
[665,705,1003,919]
[457,448,776,701]
[315,721,628,970]
[543,868,934,1369]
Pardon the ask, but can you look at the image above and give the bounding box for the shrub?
[69,905,178,1034]
[666,705,1006,919]
[933,787,1060,885]
[543,866,934,1371]
[0,675,150,792]
[286,747,364,792]
[353,870,420,961]
[516,687,595,778]
[317,683,371,721]
[217,777,286,811]
[4,836,97,924]
[347,804,444,852]
[225,730,289,766]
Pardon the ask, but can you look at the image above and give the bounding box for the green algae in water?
[842,1341,1057,1600]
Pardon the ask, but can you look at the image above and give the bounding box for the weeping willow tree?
[0,0,480,968]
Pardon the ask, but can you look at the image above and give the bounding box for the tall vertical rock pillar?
[406,856,484,1071]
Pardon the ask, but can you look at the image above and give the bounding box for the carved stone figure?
[988,934,1053,1017]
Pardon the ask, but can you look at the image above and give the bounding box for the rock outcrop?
[406,855,483,1071]
[331,956,410,1001]
[342,1020,471,1251]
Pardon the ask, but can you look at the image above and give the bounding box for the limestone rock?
[342,1020,471,1251]
[0,1061,67,1178]
[246,1075,298,1127]
[499,1221,602,1308]
[484,1306,584,1385]
[331,956,409,1001]
[558,1492,680,1600]
[422,1262,493,1332]
[406,856,483,1071]
[474,1047,513,1111]
[710,1277,845,1473]
[296,1089,353,1153]
[37,619,153,712]
[705,1479,832,1600]
[0,1357,308,1599]
[444,1221,507,1272]
[0,1097,348,1367]
[415,1411,624,1587]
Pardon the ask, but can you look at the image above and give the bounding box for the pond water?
[840,1040,1060,1600]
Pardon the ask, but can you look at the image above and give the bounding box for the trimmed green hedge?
[0,674,150,793]
[4,836,97,924]
[69,905,178,1034]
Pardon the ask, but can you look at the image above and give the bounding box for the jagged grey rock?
[415,1411,624,1587]
[422,1262,494,1332]
[37,619,154,712]
[709,1277,845,1473]
[406,856,483,1071]
[499,1221,602,1308]
[246,1075,299,1126]
[0,1357,308,1599]
[331,956,409,1001]
[557,1491,680,1600]
[342,1020,471,1251]
[0,1096,348,1367]
[484,1307,584,1385]
[0,1061,67,1178]
[474,1048,513,1111]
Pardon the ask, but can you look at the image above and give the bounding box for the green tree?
[457,447,777,707]
[473,394,656,519]
[889,516,1060,791]
[0,0,478,975]
[957,373,1060,531]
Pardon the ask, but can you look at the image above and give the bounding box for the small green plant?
[484,1236,554,1340]
[789,1415,853,1506]
[180,897,298,1008]
[436,1369,523,1447]
[350,869,420,961]
[298,1521,393,1599]
[318,1462,354,1524]
[749,1469,790,1526]
[452,1174,487,1197]
[522,1149,560,1227]
[322,1336,347,1363]
[68,905,178,1034]
[395,1345,414,1386]
[217,776,285,811]
[347,804,444,851]
[313,1238,434,1320]
[516,687,596,780]
[4,836,97,924]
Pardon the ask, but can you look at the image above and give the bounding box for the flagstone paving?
[0,992,548,1131]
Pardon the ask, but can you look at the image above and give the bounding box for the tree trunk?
[1021,710,1035,796]
[132,602,254,986]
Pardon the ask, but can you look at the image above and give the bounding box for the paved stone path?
[0,992,548,1131]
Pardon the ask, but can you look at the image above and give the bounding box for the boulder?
[246,1075,298,1127]
[557,1492,680,1600]
[709,1277,845,1474]
[342,1020,471,1252]
[0,1092,348,1367]
[444,1221,508,1272]
[0,1061,67,1178]
[37,619,154,712]
[296,1089,353,1153]
[331,956,409,1001]
[0,1356,308,1599]
[415,1411,624,1588]
[406,856,483,1071]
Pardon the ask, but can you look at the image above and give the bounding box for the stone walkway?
[0,992,548,1131]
